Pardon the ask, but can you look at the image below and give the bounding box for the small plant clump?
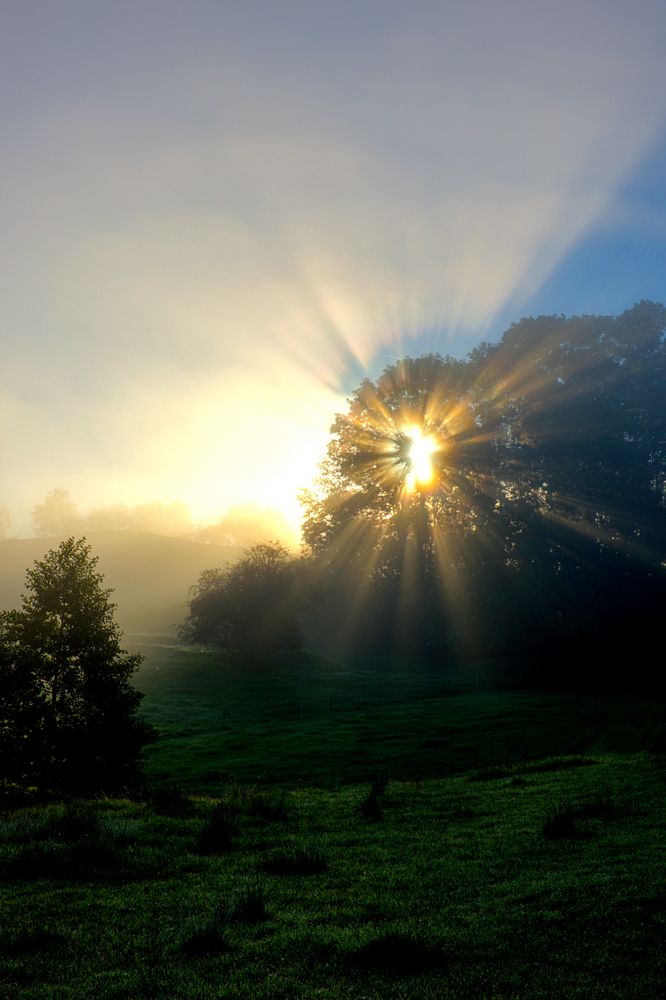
[246,791,289,823]
[542,807,581,840]
[151,782,196,818]
[196,802,240,854]
[181,907,229,958]
[360,770,390,822]
[360,792,383,822]
[225,877,266,924]
[3,804,122,881]
[260,837,328,875]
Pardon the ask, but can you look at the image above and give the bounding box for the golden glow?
[404,425,439,491]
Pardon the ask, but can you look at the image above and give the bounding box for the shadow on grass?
[351,931,445,975]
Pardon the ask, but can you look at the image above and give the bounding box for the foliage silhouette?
[301,302,666,679]
[0,537,154,797]
[179,541,312,663]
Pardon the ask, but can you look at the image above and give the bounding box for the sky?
[2,0,665,538]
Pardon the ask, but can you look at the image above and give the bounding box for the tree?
[32,488,84,537]
[300,303,666,673]
[0,537,154,796]
[179,542,310,662]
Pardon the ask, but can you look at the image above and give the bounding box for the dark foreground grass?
[1,752,665,999]
[133,644,666,793]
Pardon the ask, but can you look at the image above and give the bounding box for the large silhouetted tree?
[0,537,154,796]
[301,302,666,678]
[179,542,310,663]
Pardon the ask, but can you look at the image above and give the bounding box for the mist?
[2,1,666,537]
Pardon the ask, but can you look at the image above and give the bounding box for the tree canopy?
[0,537,153,797]
[300,302,666,678]
[179,542,311,663]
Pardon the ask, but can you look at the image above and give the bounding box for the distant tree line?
[0,490,292,547]
[28,490,193,539]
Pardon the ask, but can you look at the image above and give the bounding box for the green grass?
[134,643,665,793]
[1,753,664,998]
[2,644,665,997]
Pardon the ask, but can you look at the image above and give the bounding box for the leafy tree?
[179,542,310,663]
[301,303,666,674]
[32,488,84,537]
[0,537,154,796]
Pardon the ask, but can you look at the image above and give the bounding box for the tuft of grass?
[260,837,328,875]
[542,806,582,840]
[245,791,289,823]
[1,802,132,880]
[360,792,383,822]
[180,907,229,958]
[543,789,640,840]
[195,801,240,854]
[6,834,120,881]
[369,770,390,797]
[225,877,266,924]
[151,782,195,818]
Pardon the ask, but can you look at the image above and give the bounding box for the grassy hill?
[0,533,241,638]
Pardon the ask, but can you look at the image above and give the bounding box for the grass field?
[2,644,665,998]
[134,643,665,793]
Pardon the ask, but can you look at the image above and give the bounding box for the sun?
[403,425,439,491]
